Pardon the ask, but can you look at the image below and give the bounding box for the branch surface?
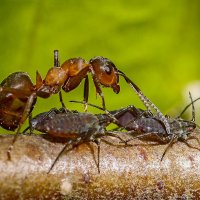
[0,131,200,200]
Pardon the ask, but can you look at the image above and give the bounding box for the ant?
[37,51,171,137]
[24,107,127,173]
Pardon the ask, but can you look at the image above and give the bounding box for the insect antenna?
[117,70,171,138]
[178,96,200,118]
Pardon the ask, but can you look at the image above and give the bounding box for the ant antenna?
[117,70,171,137]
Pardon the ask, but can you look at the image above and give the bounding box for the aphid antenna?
[178,96,200,119]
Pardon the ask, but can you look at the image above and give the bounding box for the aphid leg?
[189,92,195,122]
[161,135,177,161]
[124,131,167,144]
[180,138,200,151]
[105,131,128,144]
[117,70,171,138]
[7,92,37,160]
[94,139,101,173]
[48,138,82,174]
[187,136,200,146]
[83,75,89,112]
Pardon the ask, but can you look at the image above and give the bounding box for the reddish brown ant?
[37,52,171,136]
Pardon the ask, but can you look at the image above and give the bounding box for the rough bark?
[0,131,200,200]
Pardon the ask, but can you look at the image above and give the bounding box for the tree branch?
[0,131,200,199]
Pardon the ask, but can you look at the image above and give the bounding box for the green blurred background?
[0,0,200,132]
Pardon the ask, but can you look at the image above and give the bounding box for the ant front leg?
[83,75,89,112]
[89,66,106,110]
[89,67,119,123]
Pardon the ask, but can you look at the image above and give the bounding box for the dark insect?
[25,108,125,173]
[72,95,199,160]
[111,93,199,160]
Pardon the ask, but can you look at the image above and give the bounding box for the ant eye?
[104,64,112,75]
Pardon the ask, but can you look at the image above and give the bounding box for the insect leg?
[189,92,195,122]
[7,92,37,160]
[179,138,200,151]
[83,75,89,112]
[161,135,177,161]
[94,139,101,173]
[89,66,106,110]
[48,137,82,174]
[124,131,167,144]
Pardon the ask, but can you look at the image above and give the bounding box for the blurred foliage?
[0,0,200,133]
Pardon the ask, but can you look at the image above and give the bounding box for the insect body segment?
[28,108,123,173]
[0,72,37,131]
[113,103,198,159]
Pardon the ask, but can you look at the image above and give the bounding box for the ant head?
[90,56,120,94]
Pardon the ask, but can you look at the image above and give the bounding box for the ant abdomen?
[0,72,36,130]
